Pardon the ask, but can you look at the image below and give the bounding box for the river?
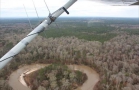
[8,64,99,90]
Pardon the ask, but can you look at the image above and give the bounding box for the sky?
[0,0,139,18]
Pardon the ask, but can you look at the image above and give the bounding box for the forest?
[0,17,139,90]
[24,64,87,90]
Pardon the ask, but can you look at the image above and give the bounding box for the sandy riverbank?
[9,64,99,90]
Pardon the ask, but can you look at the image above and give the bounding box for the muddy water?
[8,64,99,90]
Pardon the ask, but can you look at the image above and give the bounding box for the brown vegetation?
[0,80,13,90]
[17,35,139,90]
[0,19,139,90]
[24,64,87,90]
[1,29,139,90]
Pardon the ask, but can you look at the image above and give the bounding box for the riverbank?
[8,64,99,90]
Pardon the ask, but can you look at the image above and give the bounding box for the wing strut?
[63,7,69,14]
[0,0,77,70]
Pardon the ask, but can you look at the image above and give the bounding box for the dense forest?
[24,64,87,90]
[0,17,139,90]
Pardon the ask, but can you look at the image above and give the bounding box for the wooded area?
[0,17,139,90]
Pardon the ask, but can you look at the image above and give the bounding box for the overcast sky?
[0,0,139,18]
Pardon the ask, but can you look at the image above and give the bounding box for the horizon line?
[0,16,139,19]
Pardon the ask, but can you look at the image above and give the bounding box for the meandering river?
[8,64,99,90]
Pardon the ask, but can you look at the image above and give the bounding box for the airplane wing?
[90,0,139,5]
[131,1,139,5]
